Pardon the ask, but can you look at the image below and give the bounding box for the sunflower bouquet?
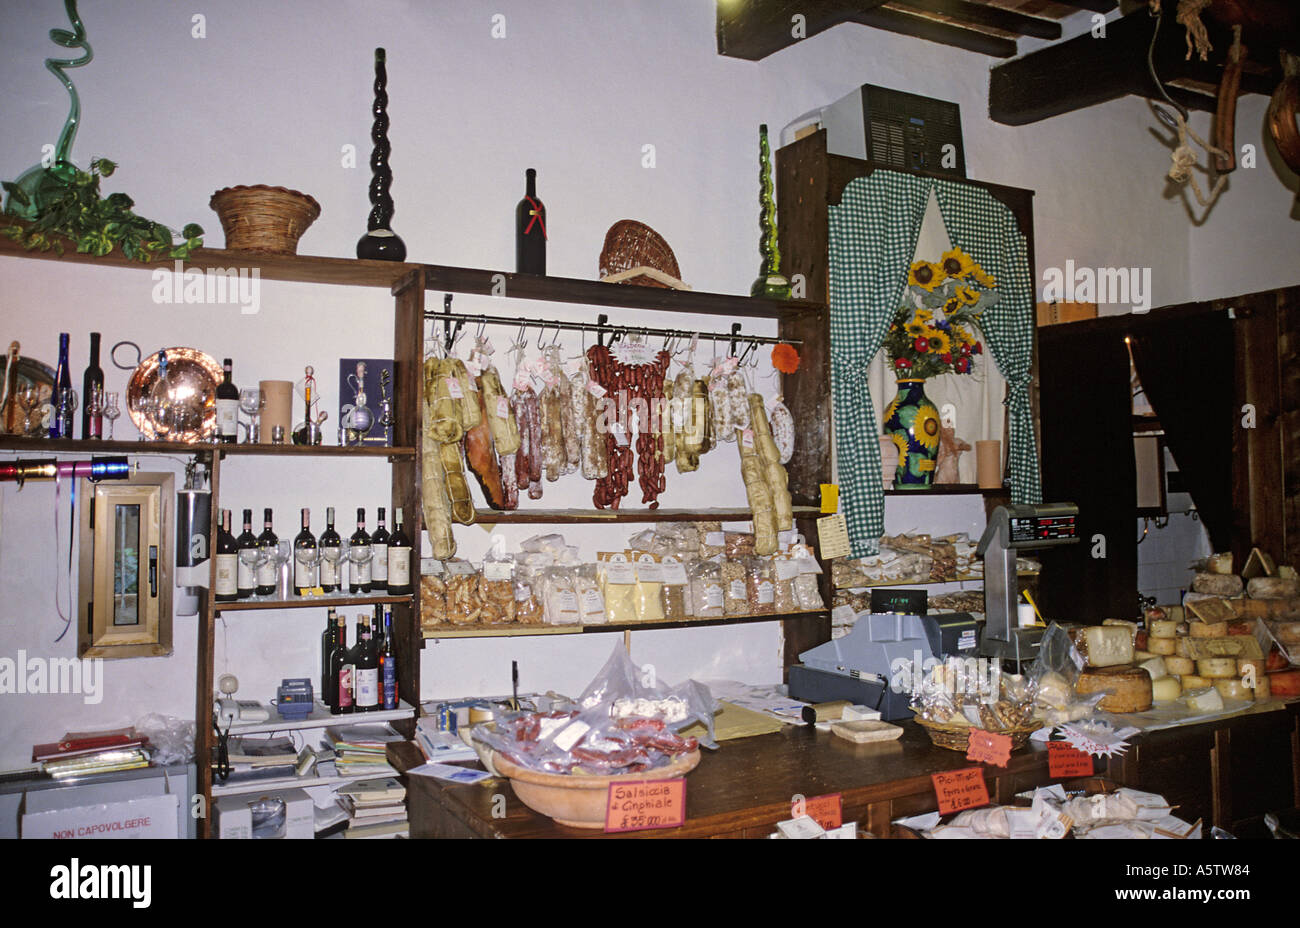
[883,247,998,379]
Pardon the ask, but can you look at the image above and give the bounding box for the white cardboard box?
[214,788,313,839]
[23,791,180,840]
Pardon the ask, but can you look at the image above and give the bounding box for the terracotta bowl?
[491,749,701,829]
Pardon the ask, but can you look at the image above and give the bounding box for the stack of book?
[338,778,408,839]
[219,736,304,786]
[414,718,477,763]
[33,727,151,778]
[325,723,402,779]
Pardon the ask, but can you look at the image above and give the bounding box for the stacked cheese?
[1072,625,1152,713]
[1138,602,1273,710]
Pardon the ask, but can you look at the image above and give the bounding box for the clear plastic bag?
[542,567,581,625]
[136,713,195,765]
[514,568,544,626]
[698,521,724,559]
[443,559,483,624]
[658,555,689,620]
[480,537,515,624]
[598,554,639,624]
[573,564,606,625]
[747,556,776,615]
[689,559,724,618]
[721,559,748,616]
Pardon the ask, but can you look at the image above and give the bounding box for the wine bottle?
[293,507,318,595]
[348,508,372,594]
[387,507,412,595]
[81,332,103,440]
[322,607,338,710]
[332,617,353,715]
[372,604,385,653]
[50,333,72,439]
[255,508,278,596]
[381,605,398,710]
[0,341,20,434]
[515,168,546,274]
[354,617,380,711]
[215,357,239,444]
[235,508,258,599]
[370,506,390,593]
[214,509,239,602]
[318,507,342,593]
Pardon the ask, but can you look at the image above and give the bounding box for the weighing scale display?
[1008,515,1077,547]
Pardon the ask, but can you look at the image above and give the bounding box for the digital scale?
[976,502,1079,666]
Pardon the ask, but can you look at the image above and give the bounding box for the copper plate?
[127,348,222,442]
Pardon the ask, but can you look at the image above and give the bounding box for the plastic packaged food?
[722,559,749,616]
[699,521,724,559]
[420,565,448,629]
[746,556,776,616]
[479,539,516,625]
[725,531,756,557]
[633,554,665,623]
[658,555,689,620]
[573,565,607,625]
[689,559,724,618]
[598,553,639,624]
[514,569,544,626]
[542,567,581,625]
[772,555,798,613]
[443,559,483,625]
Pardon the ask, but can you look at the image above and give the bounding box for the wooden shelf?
[422,609,828,639]
[471,505,822,524]
[222,699,416,735]
[834,571,1039,589]
[883,484,1010,496]
[214,593,413,613]
[0,230,825,318]
[0,435,414,458]
[211,762,399,798]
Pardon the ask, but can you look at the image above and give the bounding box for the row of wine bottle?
[322,606,398,713]
[212,506,413,601]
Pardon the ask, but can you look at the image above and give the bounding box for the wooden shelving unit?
[422,609,830,639]
[214,594,414,613]
[3,235,834,839]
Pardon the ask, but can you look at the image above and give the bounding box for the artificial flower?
[972,266,996,288]
[894,357,911,370]
[973,342,983,354]
[913,404,941,451]
[940,247,976,280]
[954,284,980,306]
[771,343,801,374]
[955,357,969,373]
[927,331,952,355]
[913,336,930,353]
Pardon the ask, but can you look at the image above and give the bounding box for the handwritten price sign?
[604,779,686,833]
[966,729,1012,767]
[1048,740,1094,778]
[799,793,843,831]
[931,767,990,816]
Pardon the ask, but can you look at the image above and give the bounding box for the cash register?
[976,502,1079,666]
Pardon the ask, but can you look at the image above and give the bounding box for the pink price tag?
[445,377,463,400]
[604,778,686,833]
[495,396,509,419]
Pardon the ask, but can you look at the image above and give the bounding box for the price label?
[966,729,1012,768]
[817,512,851,561]
[820,483,839,514]
[604,778,686,833]
[445,376,463,400]
[465,358,482,378]
[1048,740,1095,778]
[495,396,509,419]
[931,768,990,816]
[798,793,842,831]
[513,367,530,392]
[740,428,755,451]
[586,380,607,398]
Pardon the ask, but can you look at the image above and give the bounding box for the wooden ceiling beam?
[849,7,1020,56]
[988,9,1266,125]
[1051,0,1118,13]
[887,0,1063,40]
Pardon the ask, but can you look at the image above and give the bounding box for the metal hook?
[536,324,549,351]
[476,315,487,340]
[728,322,742,358]
[442,294,463,353]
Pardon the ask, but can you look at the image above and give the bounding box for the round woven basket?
[915,716,1041,753]
[209,185,321,255]
[599,219,680,288]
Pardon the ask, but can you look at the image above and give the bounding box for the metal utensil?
[126,347,222,442]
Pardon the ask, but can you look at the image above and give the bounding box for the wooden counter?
[394,699,1300,838]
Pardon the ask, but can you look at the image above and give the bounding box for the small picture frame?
[338,358,395,446]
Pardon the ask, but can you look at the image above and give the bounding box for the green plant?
[2,158,202,261]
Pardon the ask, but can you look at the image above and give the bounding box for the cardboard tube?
[802,700,852,724]
[259,380,293,444]
[976,440,1002,489]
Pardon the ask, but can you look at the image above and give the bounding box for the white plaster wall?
[0,0,1291,770]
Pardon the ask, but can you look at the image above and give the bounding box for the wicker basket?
[599,219,680,288]
[209,185,321,255]
[915,716,1042,753]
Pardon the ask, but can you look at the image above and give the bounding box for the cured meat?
[464,386,506,509]
[511,385,543,500]
[500,451,519,509]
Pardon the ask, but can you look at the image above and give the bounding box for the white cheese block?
[1151,676,1181,701]
[1148,619,1179,638]
[1147,636,1178,656]
[1082,626,1134,667]
[1214,679,1252,701]
[1198,658,1239,679]
[1190,621,1229,638]
[1185,687,1224,712]
[1164,656,1195,676]
[1139,656,1168,679]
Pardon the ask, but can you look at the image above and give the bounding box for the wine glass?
[86,386,105,441]
[346,540,373,594]
[103,391,121,440]
[238,544,270,598]
[273,540,294,599]
[15,384,42,437]
[293,544,322,596]
[238,387,263,443]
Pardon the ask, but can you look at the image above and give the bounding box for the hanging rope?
[1166,110,1229,208]
[1148,0,1214,61]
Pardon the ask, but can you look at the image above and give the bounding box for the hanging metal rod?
[420,310,800,348]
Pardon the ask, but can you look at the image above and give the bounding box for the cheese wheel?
[1139,656,1167,679]
[1190,621,1229,638]
[1185,687,1224,712]
[1151,676,1181,701]
[1147,636,1177,656]
[1237,658,1265,678]
[1164,656,1195,676]
[1205,553,1234,575]
[1214,678,1252,701]
[1174,637,1192,657]
[1081,626,1135,668]
[1198,658,1239,679]
[1133,650,1156,662]
[1075,666,1153,713]
[1276,622,1300,647]
[1181,674,1210,691]
[1165,606,1184,623]
[1247,576,1300,599]
[1226,620,1255,636]
[1148,619,1179,638]
[1252,673,1271,701]
[1192,572,1243,596]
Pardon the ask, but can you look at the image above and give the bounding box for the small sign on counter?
[1048,740,1095,778]
[966,729,1012,768]
[931,768,990,816]
[605,778,686,833]
[817,512,851,560]
[796,793,843,831]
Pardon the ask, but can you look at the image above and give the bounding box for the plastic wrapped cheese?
[1080,626,1134,668]
[1185,687,1224,712]
[1138,656,1167,679]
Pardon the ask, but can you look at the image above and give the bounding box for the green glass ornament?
[750,124,791,300]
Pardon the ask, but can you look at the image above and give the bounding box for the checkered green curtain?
[830,172,1041,558]
[931,183,1041,507]
[829,174,931,557]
